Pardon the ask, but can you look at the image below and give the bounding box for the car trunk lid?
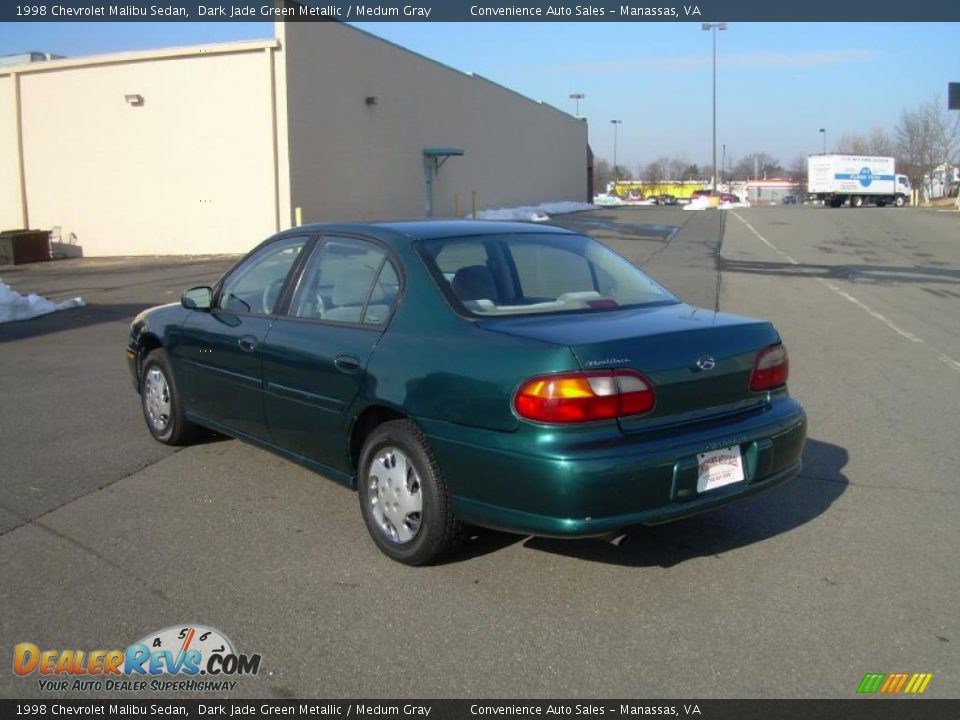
[476,303,780,430]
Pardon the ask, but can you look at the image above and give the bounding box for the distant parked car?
[127,221,806,565]
[720,193,740,204]
[782,195,797,205]
[658,194,678,205]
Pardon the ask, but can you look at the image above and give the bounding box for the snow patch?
[473,201,596,222]
[0,280,85,324]
[683,197,752,211]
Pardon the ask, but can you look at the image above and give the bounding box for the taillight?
[749,344,789,391]
[514,370,655,424]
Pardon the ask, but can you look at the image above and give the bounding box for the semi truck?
[807,155,911,208]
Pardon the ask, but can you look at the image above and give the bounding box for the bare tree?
[834,127,895,157]
[730,152,783,181]
[681,163,701,181]
[593,157,612,194]
[895,96,958,199]
[835,133,871,155]
[643,158,667,190]
[666,156,691,181]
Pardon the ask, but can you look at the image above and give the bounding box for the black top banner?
[4,0,960,22]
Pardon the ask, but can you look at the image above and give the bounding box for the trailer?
[808,155,911,208]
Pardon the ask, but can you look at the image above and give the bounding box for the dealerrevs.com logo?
[14,624,262,692]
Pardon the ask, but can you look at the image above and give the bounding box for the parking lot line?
[730,211,960,374]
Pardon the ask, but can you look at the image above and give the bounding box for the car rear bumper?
[421,397,807,537]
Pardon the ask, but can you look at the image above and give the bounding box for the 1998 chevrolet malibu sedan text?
[126,221,806,564]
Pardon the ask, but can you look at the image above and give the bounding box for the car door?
[176,234,311,439]
[261,235,401,471]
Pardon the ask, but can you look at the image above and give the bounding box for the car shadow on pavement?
[462,437,847,567]
[0,302,151,343]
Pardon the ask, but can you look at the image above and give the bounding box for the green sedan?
[127,221,806,565]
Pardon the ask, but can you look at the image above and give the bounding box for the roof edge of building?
[0,38,279,77]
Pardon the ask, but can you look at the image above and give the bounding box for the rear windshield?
[418,232,677,317]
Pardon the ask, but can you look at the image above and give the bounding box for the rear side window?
[418,233,676,317]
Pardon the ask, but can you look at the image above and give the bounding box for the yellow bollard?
[471,191,478,219]
[294,206,303,227]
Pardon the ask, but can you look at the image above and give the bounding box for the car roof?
[283,220,579,245]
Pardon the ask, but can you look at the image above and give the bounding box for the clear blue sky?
[3,21,957,175]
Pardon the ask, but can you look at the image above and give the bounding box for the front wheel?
[358,419,463,565]
[894,195,906,207]
[140,349,199,445]
[851,195,864,208]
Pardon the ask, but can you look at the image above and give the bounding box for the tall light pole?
[721,143,726,188]
[702,22,727,192]
[819,128,827,154]
[569,92,585,117]
[611,119,622,192]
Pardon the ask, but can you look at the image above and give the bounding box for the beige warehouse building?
[1,19,588,257]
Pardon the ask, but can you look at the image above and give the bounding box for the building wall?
[278,22,587,226]
[0,76,25,230]
[0,43,279,256]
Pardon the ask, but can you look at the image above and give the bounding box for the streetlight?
[721,143,726,188]
[819,128,827,155]
[569,92,585,116]
[611,120,623,192]
[702,22,727,192]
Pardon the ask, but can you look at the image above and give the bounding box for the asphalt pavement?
[1,206,957,699]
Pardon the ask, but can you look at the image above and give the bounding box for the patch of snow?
[593,194,625,207]
[683,198,752,211]
[473,201,596,222]
[0,279,85,324]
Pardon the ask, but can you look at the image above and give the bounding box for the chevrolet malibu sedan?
[127,221,806,565]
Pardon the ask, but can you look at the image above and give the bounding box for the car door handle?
[238,335,259,352]
[334,354,362,373]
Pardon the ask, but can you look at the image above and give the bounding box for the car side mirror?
[181,286,213,311]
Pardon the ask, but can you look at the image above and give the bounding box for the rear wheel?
[358,419,463,565]
[140,349,199,445]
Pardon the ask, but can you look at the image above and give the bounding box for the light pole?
[569,92,585,116]
[721,143,726,188]
[611,120,622,193]
[702,22,727,192]
[819,128,827,154]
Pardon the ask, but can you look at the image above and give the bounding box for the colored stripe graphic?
[857,672,933,694]
[857,673,885,693]
[880,673,909,693]
[904,673,933,694]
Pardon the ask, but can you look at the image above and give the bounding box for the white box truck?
[808,155,911,208]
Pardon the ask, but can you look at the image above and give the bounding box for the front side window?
[418,233,677,317]
[218,237,306,314]
[290,236,398,325]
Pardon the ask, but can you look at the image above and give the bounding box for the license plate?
[696,446,745,493]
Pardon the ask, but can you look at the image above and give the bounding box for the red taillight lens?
[514,370,655,424]
[749,344,789,391]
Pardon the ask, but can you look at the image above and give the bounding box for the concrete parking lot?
[1,205,958,698]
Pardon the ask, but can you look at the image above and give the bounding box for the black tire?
[139,349,199,446]
[851,195,863,208]
[894,195,905,207]
[357,419,464,565]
